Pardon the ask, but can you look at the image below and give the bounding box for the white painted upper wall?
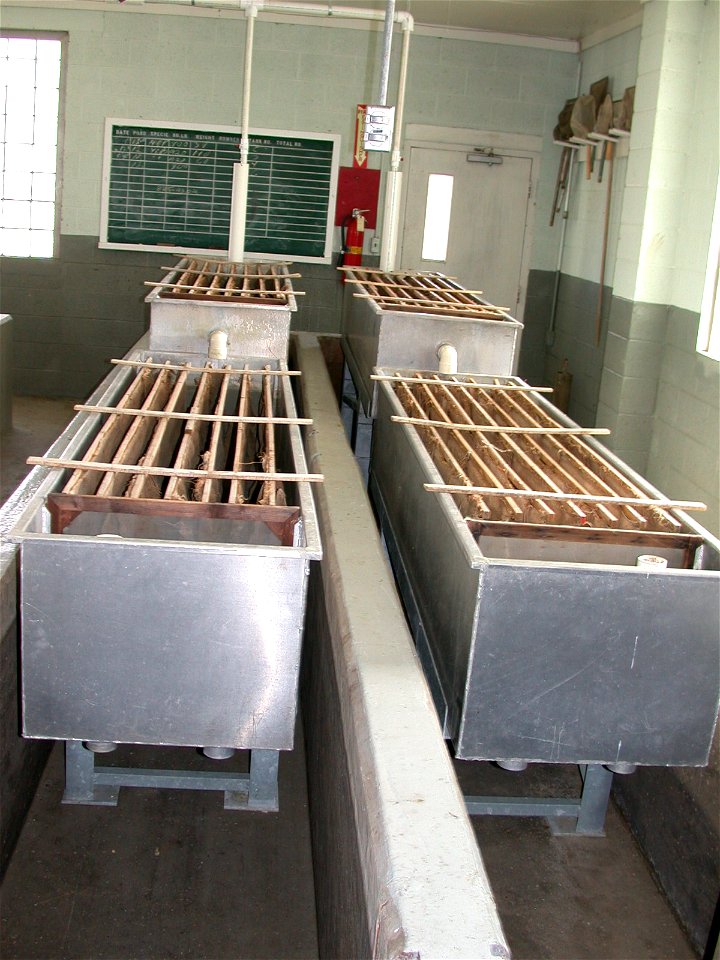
[1,2,577,270]
[613,0,718,312]
[668,0,719,314]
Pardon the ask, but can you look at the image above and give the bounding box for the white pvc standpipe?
[636,555,668,570]
[208,328,230,360]
[437,342,458,375]
[379,169,402,271]
[228,162,249,262]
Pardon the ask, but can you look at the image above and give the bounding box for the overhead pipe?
[376,0,395,106]
[116,0,414,29]
[116,0,414,267]
[228,1,258,262]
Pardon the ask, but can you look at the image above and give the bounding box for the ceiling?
[331,1,643,42]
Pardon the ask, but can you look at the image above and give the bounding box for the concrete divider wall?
[0,481,53,876]
[295,333,509,959]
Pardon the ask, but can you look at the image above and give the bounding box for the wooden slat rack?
[340,267,511,321]
[29,358,321,541]
[146,259,299,305]
[389,371,706,553]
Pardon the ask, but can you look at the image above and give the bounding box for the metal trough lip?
[371,368,720,767]
[11,333,322,752]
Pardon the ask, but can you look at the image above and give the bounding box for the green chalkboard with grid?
[102,122,337,259]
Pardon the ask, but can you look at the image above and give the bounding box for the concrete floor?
[1,396,78,504]
[0,396,699,960]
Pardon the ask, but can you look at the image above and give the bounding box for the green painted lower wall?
[0,235,346,398]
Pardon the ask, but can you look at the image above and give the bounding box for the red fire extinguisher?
[340,208,369,273]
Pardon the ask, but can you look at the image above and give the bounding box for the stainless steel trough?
[9,264,319,809]
[341,268,522,416]
[370,369,720,770]
[11,341,321,754]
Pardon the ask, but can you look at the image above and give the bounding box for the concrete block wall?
[648,305,720,538]
[0,1,578,397]
[0,237,161,397]
[595,297,668,469]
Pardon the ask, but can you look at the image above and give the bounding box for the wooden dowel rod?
[338,265,458,280]
[28,456,323,484]
[75,404,312,425]
[351,291,508,312]
[160,262,295,271]
[111,359,300,376]
[423,482,706,511]
[391,416,609,435]
[372,373,553,392]
[348,278,486,295]
[145,280,300,290]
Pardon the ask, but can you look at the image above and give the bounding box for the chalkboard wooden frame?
[99,118,341,263]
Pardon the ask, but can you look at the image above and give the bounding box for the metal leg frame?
[62,740,280,812]
[464,764,614,837]
[370,472,615,837]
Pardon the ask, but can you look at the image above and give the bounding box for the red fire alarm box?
[334,166,381,230]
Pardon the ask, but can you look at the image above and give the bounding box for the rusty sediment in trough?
[389,371,706,551]
[29,359,321,540]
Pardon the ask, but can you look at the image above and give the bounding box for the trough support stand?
[62,741,280,812]
[464,764,614,837]
[371,472,616,837]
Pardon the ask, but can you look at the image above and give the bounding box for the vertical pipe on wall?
[377,0,396,106]
[229,2,258,262]
[380,15,412,272]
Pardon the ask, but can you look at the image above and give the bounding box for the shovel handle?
[550,147,569,227]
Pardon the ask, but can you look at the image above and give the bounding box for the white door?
[399,145,533,314]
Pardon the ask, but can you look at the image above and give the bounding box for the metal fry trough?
[10,262,320,811]
[341,267,523,416]
[370,369,720,832]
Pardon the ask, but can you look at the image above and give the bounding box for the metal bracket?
[62,740,280,812]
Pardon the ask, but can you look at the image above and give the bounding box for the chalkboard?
[99,119,340,263]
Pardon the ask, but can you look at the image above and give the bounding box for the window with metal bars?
[0,32,64,258]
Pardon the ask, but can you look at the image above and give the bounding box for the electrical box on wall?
[363,105,395,153]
